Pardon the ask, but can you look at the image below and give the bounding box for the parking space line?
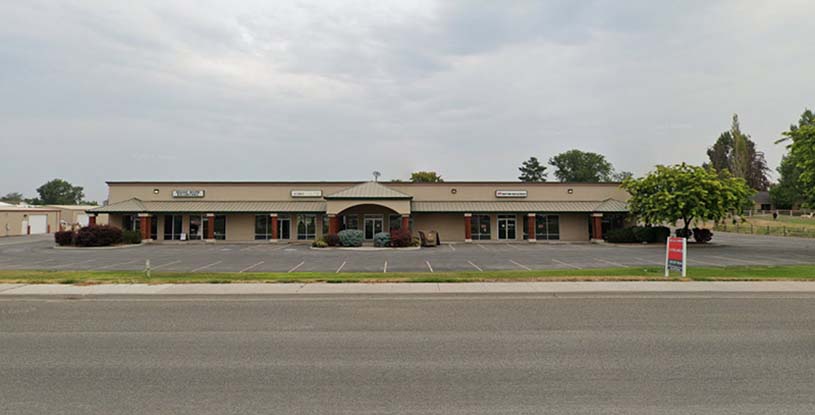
[448,244,456,252]
[467,261,483,272]
[152,260,181,270]
[595,258,626,267]
[336,261,346,273]
[239,261,264,273]
[552,259,582,269]
[509,259,531,270]
[97,260,138,269]
[476,244,489,251]
[383,261,388,273]
[687,258,724,266]
[425,260,434,272]
[288,261,305,273]
[191,260,223,272]
[707,255,764,265]
[505,244,521,250]
[634,257,661,266]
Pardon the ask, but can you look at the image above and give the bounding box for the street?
[2,293,815,414]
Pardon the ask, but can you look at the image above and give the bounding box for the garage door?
[77,214,89,227]
[28,215,47,234]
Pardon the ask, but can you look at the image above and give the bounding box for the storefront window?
[389,214,401,231]
[163,215,182,240]
[255,215,270,240]
[214,215,226,240]
[297,215,316,240]
[341,215,358,230]
[122,215,139,232]
[523,214,560,240]
[470,214,491,240]
[322,215,329,235]
[278,215,291,239]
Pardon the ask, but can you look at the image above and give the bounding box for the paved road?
[2,293,815,414]
[1,232,814,273]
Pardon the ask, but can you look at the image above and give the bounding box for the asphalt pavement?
[2,293,815,414]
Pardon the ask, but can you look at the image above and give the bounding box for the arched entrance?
[335,203,405,240]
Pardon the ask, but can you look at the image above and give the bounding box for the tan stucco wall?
[559,213,590,241]
[412,213,464,241]
[0,210,59,237]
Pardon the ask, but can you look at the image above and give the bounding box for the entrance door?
[364,215,384,240]
[497,215,516,240]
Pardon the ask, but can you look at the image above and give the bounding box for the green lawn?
[1,265,815,284]
[711,214,815,238]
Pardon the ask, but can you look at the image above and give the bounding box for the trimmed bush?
[324,233,340,247]
[122,230,142,245]
[74,225,123,247]
[54,230,75,246]
[607,226,671,243]
[606,227,637,243]
[692,227,713,243]
[373,232,390,247]
[675,228,692,239]
[338,229,364,247]
[312,239,328,248]
[389,228,413,247]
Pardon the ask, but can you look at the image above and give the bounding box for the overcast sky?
[2,1,814,202]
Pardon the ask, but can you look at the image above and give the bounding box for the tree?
[410,171,444,183]
[780,123,815,207]
[621,163,753,234]
[772,109,814,208]
[34,179,85,205]
[0,192,24,204]
[612,171,633,182]
[548,150,613,182]
[705,114,770,190]
[518,157,547,182]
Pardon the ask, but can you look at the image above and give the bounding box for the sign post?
[664,236,687,278]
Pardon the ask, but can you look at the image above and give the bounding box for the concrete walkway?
[2,281,815,295]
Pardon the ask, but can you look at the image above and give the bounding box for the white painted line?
[336,261,346,273]
[97,260,138,269]
[707,255,764,266]
[190,260,223,273]
[477,244,489,251]
[425,260,434,273]
[552,259,582,269]
[505,243,522,250]
[383,261,388,273]
[467,260,483,272]
[288,261,305,273]
[152,260,181,270]
[239,261,265,273]
[510,259,531,270]
[687,258,724,267]
[633,257,661,266]
[448,244,456,252]
[595,258,626,268]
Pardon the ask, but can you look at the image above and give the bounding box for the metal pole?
[145,259,151,279]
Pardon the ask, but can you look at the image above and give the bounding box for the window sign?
[172,189,205,198]
[291,190,322,198]
[495,190,528,198]
[665,237,687,277]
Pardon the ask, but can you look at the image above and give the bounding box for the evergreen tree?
[518,157,547,182]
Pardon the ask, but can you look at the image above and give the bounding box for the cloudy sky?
[2,1,814,202]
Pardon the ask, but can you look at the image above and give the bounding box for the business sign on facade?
[665,236,687,277]
[291,190,322,198]
[172,189,205,198]
[495,190,528,198]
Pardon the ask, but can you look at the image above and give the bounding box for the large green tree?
[622,163,753,233]
[705,114,770,190]
[780,118,815,207]
[0,192,24,204]
[34,179,85,205]
[548,149,613,182]
[518,157,547,182]
[772,109,814,208]
[409,171,444,183]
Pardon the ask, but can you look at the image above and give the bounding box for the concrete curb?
[2,281,815,296]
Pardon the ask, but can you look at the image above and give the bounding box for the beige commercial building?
[47,205,109,230]
[0,205,60,237]
[90,181,630,243]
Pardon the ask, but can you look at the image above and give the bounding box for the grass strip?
[0,265,814,284]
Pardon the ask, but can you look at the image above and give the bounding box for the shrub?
[373,232,390,247]
[606,227,637,243]
[54,230,75,246]
[389,228,413,247]
[692,227,713,243]
[122,230,142,244]
[651,226,671,243]
[324,233,340,247]
[74,225,123,247]
[338,229,364,247]
[631,226,671,243]
[312,239,328,248]
[675,228,692,239]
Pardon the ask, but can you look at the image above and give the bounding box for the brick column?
[138,214,150,241]
[401,215,410,232]
[206,213,215,240]
[527,213,536,242]
[464,213,472,242]
[270,213,278,241]
[328,214,339,235]
[88,214,97,227]
[591,213,603,241]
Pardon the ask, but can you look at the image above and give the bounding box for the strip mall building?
[90,181,629,243]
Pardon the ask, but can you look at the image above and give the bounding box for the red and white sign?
[665,237,687,277]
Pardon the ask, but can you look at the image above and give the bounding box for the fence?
[743,209,814,217]
[713,222,815,238]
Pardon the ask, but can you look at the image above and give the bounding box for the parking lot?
[0,233,814,273]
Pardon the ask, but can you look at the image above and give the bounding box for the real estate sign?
[665,237,687,277]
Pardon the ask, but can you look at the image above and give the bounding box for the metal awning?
[89,199,327,213]
[410,199,627,213]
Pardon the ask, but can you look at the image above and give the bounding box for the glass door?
[498,215,516,240]
[163,215,183,240]
[278,216,291,240]
[189,215,203,240]
[364,215,384,240]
